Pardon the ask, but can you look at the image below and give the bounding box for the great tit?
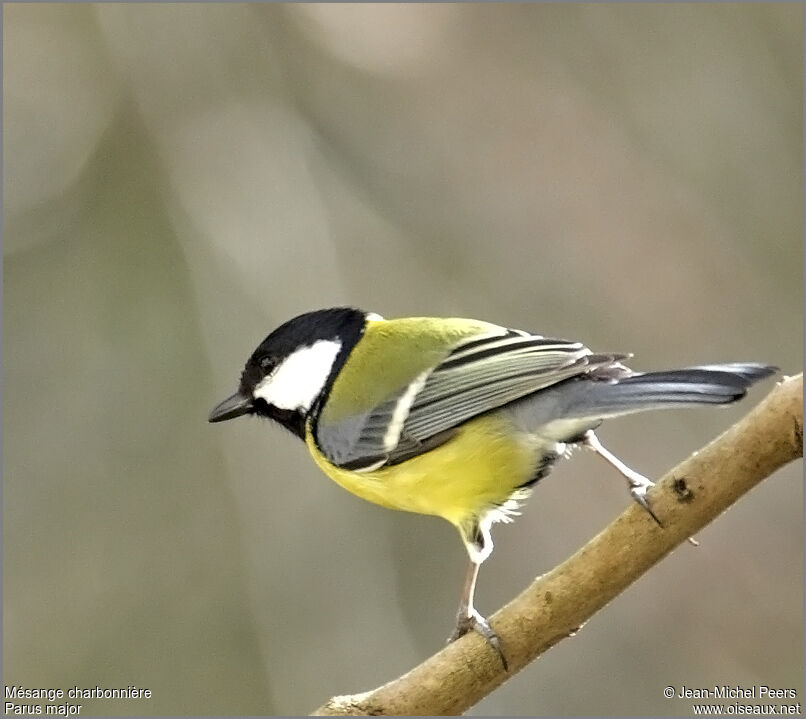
[209,307,775,666]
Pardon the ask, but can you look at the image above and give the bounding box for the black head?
[208,307,368,438]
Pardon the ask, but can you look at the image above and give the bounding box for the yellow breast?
[305,413,536,529]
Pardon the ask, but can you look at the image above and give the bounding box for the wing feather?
[315,325,607,470]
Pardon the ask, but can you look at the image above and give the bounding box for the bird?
[208,307,775,668]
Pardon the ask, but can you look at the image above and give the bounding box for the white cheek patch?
[253,339,342,411]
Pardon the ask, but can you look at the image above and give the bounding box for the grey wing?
[316,329,626,470]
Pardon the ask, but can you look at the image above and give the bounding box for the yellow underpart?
[305,412,536,529]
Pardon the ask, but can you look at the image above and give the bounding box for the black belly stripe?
[518,451,561,489]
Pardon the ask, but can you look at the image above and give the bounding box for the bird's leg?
[448,558,484,639]
[448,550,508,670]
[582,430,663,526]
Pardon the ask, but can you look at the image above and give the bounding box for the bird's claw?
[629,480,664,527]
[448,609,508,670]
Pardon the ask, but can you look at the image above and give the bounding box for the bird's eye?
[259,356,275,373]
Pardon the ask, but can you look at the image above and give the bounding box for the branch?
[312,374,803,717]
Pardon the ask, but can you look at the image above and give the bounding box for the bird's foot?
[583,431,664,527]
[628,476,664,527]
[631,474,698,544]
[448,608,508,670]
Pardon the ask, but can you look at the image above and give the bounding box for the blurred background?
[3,3,802,716]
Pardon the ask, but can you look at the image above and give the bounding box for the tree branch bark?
[312,373,803,717]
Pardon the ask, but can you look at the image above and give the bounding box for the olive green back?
[320,317,499,423]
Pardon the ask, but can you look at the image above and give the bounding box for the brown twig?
[312,373,803,716]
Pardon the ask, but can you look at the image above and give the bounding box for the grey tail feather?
[563,362,777,419]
